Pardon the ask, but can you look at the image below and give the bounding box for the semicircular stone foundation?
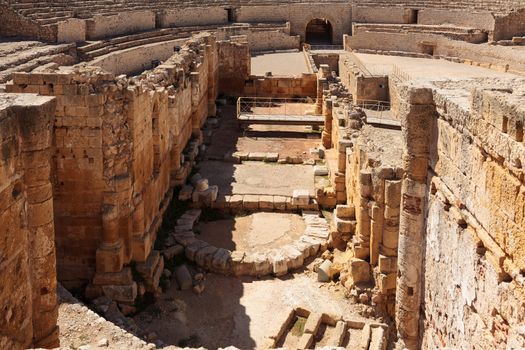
[170,209,330,277]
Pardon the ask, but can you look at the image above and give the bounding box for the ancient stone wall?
[158,7,228,27]
[344,32,525,75]
[338,54,389,104]
[56,19,87,44]
[87,38,188,76]
[0,4,56,42]
[243,74,317,98]
[235,3,352,44]
[5,33,222,303]
[85,11,156,40]
[493,9,525,41]
[391,79,525,348]
[0,93,59,349]
[419,84,525,348]
[218,37,251,96]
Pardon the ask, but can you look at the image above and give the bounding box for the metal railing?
[355,100,400,128]
[236,97,316,118]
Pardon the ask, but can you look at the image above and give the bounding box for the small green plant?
[291,316,307,336]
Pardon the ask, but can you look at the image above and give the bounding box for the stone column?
[19,96,60,348]
[395,86,435,349]
[322,94,333,149]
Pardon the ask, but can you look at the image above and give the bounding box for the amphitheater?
[1,0,525,349]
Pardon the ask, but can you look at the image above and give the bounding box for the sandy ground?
[133,271,369,350]
[196,212,306,252]
[199,161,315,197]
[251,52,310,76]
[354,52,521,81]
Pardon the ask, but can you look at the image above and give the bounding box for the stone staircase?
[267,306,389,349]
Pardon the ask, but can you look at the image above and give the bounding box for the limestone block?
[378,255,397,275]
[229,195,244,209]
[318,259,332,282]
[162,245,184,260]
[194,178,209,192]
[299,235,323,256]
[304,312,322,334]
[101,283,137,303]
[248,152,266,161]
[378,273,396,293]
[135,251,161,280]
[265,153,279,162]
[248,252,272,276]
[242,194,260,210]
[314,165,329,176]
[292,189,310,206]
[282,245,304,270]
[211,248,232,273]
[269,250,289,276]
[93,267,133,286]
[305,226,330,239]
[259,195,274,211]
[185,240,210,261]
[349,258,370,283]
[273,196,287,211]
[172,231,196,247]
[195,245,219,269]
[382,225,399,250]
[174,265,192,290]
[297,333,314,350]
[385,180,402,208]
[333,215,355,234]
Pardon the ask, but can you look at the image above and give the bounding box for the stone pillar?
[19,96,60,348]
[395,86,435,349]
[95,204,124,273]
[322,94,333,149]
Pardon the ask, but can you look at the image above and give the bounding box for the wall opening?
[408,9,419,24]
[227,8,236,23]
[305,18,333,45]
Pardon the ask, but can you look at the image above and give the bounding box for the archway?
[305,18,333,45]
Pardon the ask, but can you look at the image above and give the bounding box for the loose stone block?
[292,189,310,206]
[174,265,193,290]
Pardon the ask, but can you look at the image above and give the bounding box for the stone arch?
[305,18,333,45]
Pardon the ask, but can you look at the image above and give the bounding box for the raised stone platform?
[168,210,330,276]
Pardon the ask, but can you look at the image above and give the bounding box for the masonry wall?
[158,7,228,27]
[235,3,352,44]
[420,87,525,348]
[0,4,56,42]
[88,38,188,75]
[493,9,525,41]
[86,11,156,40]
[0,94,58,349]
[218,38,251,96]
[243,74,317,98]
[5,33,222,302]
[56,19,87,43]
[344,32,525,74]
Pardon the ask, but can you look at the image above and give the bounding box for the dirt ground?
[209,104,321,162]
[196,212,306,252]
[132,271,370,350]
[251,51,310,76]
[199,161,315,197]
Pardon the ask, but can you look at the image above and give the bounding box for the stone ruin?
[1,0,525,349]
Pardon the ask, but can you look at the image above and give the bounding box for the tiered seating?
[353,23,488,43]
[3,0,348,27]
[0,41,75,83]
[353,0,525,15]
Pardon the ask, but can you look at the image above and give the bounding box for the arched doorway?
[305,18,333,45]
